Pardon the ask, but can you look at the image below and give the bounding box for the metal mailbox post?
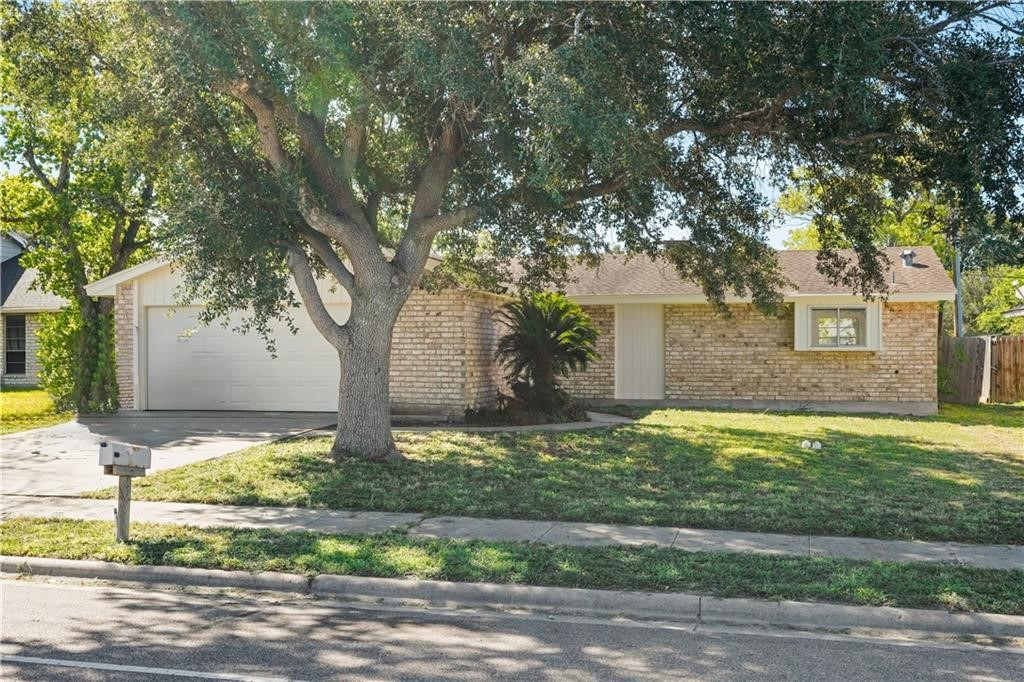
[98,441,152,542]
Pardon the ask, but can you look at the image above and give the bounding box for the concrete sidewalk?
[3,495,1021,571]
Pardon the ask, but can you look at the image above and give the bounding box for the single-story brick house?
[559,246,954,416]
[84,245,954,417]
[1,232,67,387]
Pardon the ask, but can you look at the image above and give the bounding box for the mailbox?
[98,441,152,469]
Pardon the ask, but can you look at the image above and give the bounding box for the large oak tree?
[139,1,1022,460]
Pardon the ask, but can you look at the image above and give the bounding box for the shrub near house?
[470,292,599,424]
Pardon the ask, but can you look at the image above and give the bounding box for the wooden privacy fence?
[938,335,1024,404]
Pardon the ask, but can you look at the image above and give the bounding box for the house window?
[811,307,867,348]
[4,315,27,374]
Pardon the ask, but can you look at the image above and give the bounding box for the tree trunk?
[330,301,404,462]
[72,298,119,413]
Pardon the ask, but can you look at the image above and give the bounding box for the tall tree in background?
[970,266,1024,335]
[781,181,954,263]
[0,2,167,410]
[138,2,1022,460]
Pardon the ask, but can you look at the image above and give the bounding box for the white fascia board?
[0,306,66,313]
[786,292,955,303]
[3,230,29,247]
[84,259,171,297]
[568,293,747,305]
[569,291,954,305]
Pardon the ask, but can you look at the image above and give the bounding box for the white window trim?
[794,298,881,352]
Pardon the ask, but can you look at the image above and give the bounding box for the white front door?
[614,304,665,400]
[145,305,349,411]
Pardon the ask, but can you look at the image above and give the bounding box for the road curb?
[1,556,311,594]
[4,556,1022,637]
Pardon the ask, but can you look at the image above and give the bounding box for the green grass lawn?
[86,404,1024,544]
[0,387,71,435]
[4,517,1022,615]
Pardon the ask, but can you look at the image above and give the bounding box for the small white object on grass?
[812,441,823,450]
[801,440,812,449]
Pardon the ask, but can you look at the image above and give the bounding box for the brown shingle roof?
[562,246,955,299]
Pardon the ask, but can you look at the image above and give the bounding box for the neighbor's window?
[4,314,26,374]
[811,307,867,348]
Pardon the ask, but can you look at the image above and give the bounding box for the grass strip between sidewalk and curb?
[3,517,1022,616]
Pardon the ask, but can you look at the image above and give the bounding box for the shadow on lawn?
[165,417,1024,543]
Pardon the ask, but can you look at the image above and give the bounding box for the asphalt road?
[1,578,1021,681]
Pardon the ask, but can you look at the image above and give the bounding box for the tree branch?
[292,108,374,231]
[657,86,802,140]
[219,79,388,283]
[561,173,631,204]
[340,109,366,180]
[219,81,294,174]
[919,2,1007,36]
[285,245,348,349]
[299,225,356,295]
[393,125,462,278]
[23,146,59,196]
[418,206,483,235]
[296,184,385,276]
[831,132,892,146]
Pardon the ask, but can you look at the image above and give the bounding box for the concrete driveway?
[1,412,334,497]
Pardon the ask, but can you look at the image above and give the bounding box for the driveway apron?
[0,412,333,497]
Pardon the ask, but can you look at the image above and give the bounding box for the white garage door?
[146,305,348,411]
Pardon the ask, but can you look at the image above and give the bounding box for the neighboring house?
[84,245,954,417]
[0,232,68,387]
[1004,282,1024,320]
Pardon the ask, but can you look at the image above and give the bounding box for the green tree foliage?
[126,1,1022,458]
[973,266,1024,335]
[780,178,1021,271]
[496,292,599,413]
[0,2,168,410]
[781,181,953,262]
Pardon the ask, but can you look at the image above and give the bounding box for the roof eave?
[0,304,66,313]
[567,291,956,305]
[85,259,171,297]
[84,251,443,298]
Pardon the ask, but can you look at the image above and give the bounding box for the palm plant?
[496,292,599,408]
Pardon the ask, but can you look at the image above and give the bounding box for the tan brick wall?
[389,289,466,414]
[662,302,938,404]
[461,291,511,408]
[1,312,45,387]
[562,304,616,399]
[114,282,135,409]
[389,289,509,416]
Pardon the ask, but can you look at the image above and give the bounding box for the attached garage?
[86,260,509,416]
[145,305,347,411]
